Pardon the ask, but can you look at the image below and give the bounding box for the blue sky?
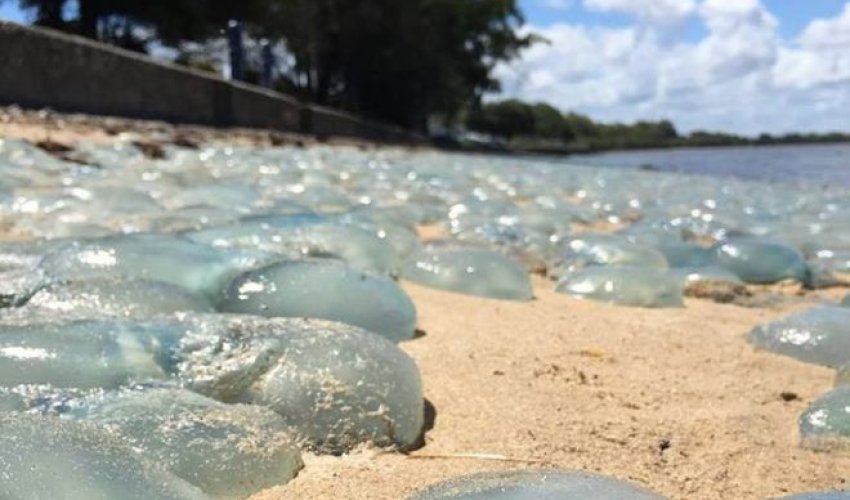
[3,1,850,135]
[500,0,850,134]
[0,3,23,22]
[520,0,848,40]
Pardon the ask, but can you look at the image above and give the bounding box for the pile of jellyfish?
[2,134,850,497]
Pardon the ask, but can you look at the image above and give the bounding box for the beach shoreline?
[2,110,849,500]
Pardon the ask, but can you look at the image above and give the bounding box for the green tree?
[467,99,535,138]
[17,0,66,29]
[530,102,567,139]
[14,0,266,50]
[259,0,535,129]
[563,112,598,138]
[13,0,535,131]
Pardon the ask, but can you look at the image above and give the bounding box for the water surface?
[574,143,850,186]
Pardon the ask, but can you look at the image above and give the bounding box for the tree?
[13,0,536,131]
[17,0,66,29]
[259,0,535,129]
[14,0,267,50]
[467,99,535,138]
[530,103,567,139]
[563,112,598,138]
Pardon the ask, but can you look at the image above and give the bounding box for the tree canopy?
[12,0,534,130]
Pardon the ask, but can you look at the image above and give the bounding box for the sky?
[505,0,850,135]
[2,1,849,136]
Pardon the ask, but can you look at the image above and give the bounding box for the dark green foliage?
[13,0,533,131]
[465,98,850,152]
[18,0,65,29]
[259,0,534,129]
[467,99,535,138]
[466,99,681,149]
[13,0,263,49]
[531,103,570,140]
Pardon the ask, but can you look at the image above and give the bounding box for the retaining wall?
[0,22,424,144]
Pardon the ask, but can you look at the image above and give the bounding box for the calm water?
[573,143,850,186]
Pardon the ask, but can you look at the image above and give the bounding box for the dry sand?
[3,110,849,499]
[249,279,849,500]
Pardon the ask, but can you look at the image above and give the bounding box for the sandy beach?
[247,278,849,500]
[2,110,848,500]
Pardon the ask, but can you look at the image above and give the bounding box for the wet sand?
[2,109,848,499]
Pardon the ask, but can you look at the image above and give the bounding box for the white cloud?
[584,0,697,27]
[496,0,850,135]
[799,2,850,49]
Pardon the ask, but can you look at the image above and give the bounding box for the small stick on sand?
[406,452,549,464]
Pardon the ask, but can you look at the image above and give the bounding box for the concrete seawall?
[0,22,424,144]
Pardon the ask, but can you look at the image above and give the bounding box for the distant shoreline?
[445,139,850,158]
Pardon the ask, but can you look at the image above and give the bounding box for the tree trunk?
[34,0,66,30]
[77,0,101,40]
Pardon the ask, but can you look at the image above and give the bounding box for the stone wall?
[0,22,424,144]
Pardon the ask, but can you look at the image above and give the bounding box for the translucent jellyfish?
[408,469,666,499]
[148,205,243,232]
[219,259,416,342]
[165,183,261,212]
[653,241,713,268]
[337,210,423,261]
[186,215,324,248]
[189,218,400,275]
[808,249,850,275]
[0,413,208,500]
[0,239,59,272]
[556,266,684,308]
[0,319,186,389]
[38,233,274,298]
[447,215,552,273]
[401,247,533,301]
[72,186,162,215]
[775,491,850,499]
[713,237,808,284]
[549,233,668,279]
[0,267,45,307]
[799,386,850,451]
[79,388,302,498]
[836,363,850,386]
[671,266,743,285]
[0,388,25,412]
[805,262,845,289]
[0,384,103,415]
[281,222,403,275]
[25,278,214,316]
[178,315,424,453]
[748,307,850,368]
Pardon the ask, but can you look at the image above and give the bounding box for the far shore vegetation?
[455,99,850,154]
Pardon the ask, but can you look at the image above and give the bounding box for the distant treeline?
[466,99,850,153]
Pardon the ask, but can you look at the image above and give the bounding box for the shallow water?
[577,143,850,186]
